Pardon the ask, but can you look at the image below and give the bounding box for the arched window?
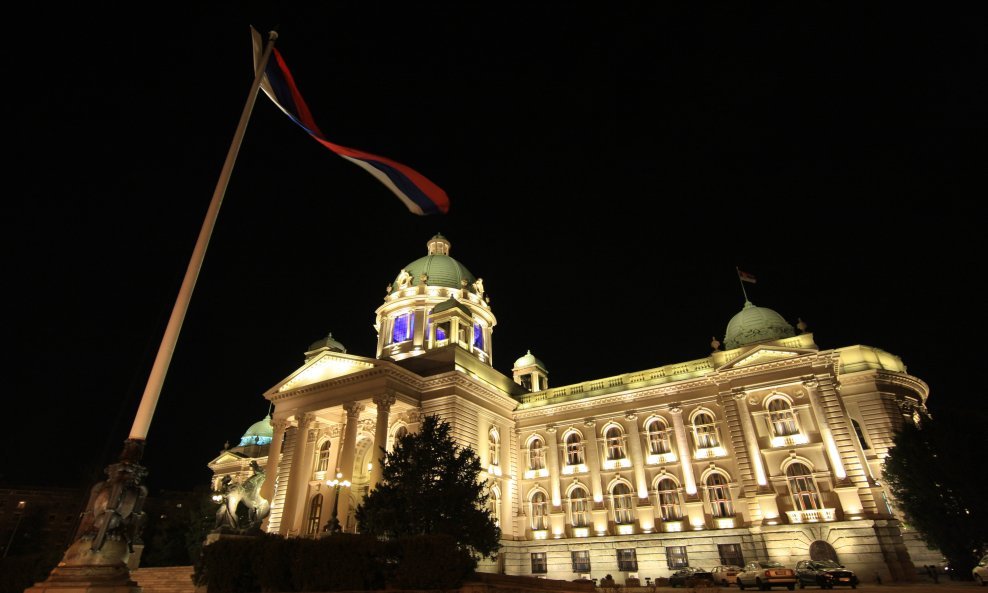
[693,413,719,448]
[306,493,323,535]
[655,478,682,521]
[706,473,734,517]
[768,398,799,436]
[611,482,635,524]
[566,432,585,465]
[851,419,870,450]
[489,428,500,466]
[646,419,672,455]
[489,486,501,527]
[316,441,332,472]
[569,486,591,527]
[529,437,546,470]
[531,491,549,530]
[605,426,626,460]
[786,462,822,511]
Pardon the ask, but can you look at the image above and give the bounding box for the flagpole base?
[26,439,149,593]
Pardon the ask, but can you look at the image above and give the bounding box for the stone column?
[669,405,697,495]
[625,412,649,499]
[583,419,604,503]
[259,417,289,532]
[498,425,513,538]
[731,389,769,486]
[281,412,315,535]
[547,424,562,507]
[334,402,365,530]
[370,394,395,489]
[803,379,847,479]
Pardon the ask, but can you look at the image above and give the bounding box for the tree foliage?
[355,414,501,560]
[882,408,987,577]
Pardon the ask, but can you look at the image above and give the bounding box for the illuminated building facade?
[209,234,934,582]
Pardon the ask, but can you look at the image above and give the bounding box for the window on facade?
[786,462,822,511]
[611,483,635,524]
[489,488,501,527]
[436,324,447,341]
[529,438,546,470]
[531,491,550,530]
[489,429,500,466]
[706,473,734,517]
[852,419,871,450]
[566,432,585,465]
[572,550,591,573]
[665,545,688,569]
[693,412,719,448]
[718,543,744,567]
[605,426,626,460]
[391,312,414,343]
[656,478,682,521]
[617,548,638,571]
[646,419,672,455]
[768,398,799,436]
[531,552,548,574]
[473,323,484,348]
[569,486,591,527]
[306,493,323,535]
[316,441,332,472]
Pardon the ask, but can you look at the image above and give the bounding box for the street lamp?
[324,470,351,533]
[3,501,26,559]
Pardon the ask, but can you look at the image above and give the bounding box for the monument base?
[25,539,140,593]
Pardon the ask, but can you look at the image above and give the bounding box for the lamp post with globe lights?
[324,470,351,534]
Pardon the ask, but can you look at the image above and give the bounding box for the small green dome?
[513,350,546,370]
[239,414,273,446]
[724,301,795,349]
[390,234,478,293]
[308,332,347,353]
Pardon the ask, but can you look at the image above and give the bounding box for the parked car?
[669,566,714,587]
[711,565,743,586]
[737,560,797,590]
[974,554,988,586]
[795,559,859,589]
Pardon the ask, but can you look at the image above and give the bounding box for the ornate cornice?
[838,370,929,395]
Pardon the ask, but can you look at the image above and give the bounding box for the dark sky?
[5,4,985,492]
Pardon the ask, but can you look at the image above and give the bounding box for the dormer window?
[473,323,484,349]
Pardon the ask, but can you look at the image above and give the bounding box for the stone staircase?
[131,565,196,593]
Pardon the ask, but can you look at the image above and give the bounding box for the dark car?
[669,567,715,587]
[795,559,859,589]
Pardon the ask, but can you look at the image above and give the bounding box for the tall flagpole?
[27,29,280,593]
[736,266,750,301]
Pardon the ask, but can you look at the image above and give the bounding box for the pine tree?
[355,414,501,560]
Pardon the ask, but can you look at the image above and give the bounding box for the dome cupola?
[724,300,796,349]
[238,414,273,447]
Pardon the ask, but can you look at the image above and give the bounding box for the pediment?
[208,451,247,466]
[719,345,815,371]
[269,351,377,394]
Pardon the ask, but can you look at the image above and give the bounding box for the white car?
[974,554,988,586]
[736,560,796,590]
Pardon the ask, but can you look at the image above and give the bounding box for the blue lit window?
[392,313,413,343]
[473,323,484,348]
[436,326,447,340]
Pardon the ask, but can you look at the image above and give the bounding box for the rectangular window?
[666,546,688,569]
[391,312,413,343]
[616,549,638,571]
[531,552,548,574]
[718,543,744,567]
[473,323,484,348]
[572,550,591,572]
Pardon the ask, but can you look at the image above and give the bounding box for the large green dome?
[390,234,478,293]
[239,414,273,446]
[724,301,795,349]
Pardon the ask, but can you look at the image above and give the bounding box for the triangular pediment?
[268,351,377,395]
[208,451,247,466]
[719,344,815,371]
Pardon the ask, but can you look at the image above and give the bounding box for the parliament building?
[208,234,935,582]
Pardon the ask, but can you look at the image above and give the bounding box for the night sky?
[6,4,985,493]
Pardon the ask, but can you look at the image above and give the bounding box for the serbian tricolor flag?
[250,27,449,215]
[737,268,757,284]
